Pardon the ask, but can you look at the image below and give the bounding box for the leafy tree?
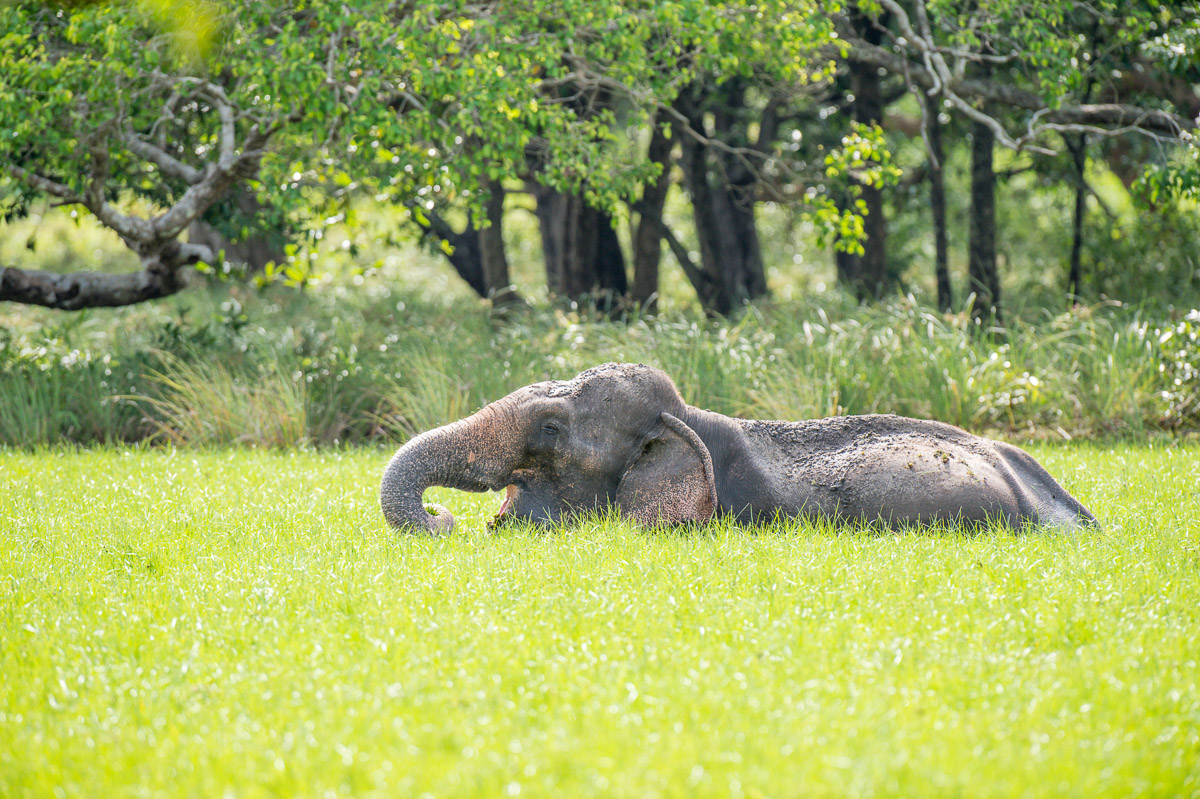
[836,0,1200,316]
[0,0,695,309]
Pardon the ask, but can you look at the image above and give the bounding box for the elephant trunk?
[380,404,519,533]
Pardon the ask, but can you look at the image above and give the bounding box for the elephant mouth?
[488,484,519,530]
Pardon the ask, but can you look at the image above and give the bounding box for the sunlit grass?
[2,444,1197,797]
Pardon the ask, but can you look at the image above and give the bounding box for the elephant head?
[380,363,716,532]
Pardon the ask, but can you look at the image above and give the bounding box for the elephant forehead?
[546,362,682,404]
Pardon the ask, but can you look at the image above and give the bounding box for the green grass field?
[1,443,1198,798]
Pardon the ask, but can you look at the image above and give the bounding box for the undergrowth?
[1,279,1198,447]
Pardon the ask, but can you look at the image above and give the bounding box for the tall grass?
[1,279,1196,447]
[138,353,307,447]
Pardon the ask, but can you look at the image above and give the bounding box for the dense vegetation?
[2,207,1199,447]
[2,1,1199,319]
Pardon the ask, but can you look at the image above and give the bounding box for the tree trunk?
[968,118,1002,325]
[186,190,286,274]
[1067,135,1087,301]
[836,6,890,300]
[414,186,522,305]
[631,121,674,312]
[534,184,628,307]
[478,178,520,306]
[413,209,485,297]
[923,94,952,312]
[674,85,768,315]
[710,81,769,302]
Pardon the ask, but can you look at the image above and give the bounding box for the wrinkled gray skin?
[381,363,1098,532]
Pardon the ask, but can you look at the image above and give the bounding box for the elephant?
[380,362,1098,533]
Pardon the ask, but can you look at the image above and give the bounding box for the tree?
[0,1,688,310]
[834,4,893,300]
[0,6,292,308]
[921,92,953,311]
[629,119,674,312]
[832,0,1200,314]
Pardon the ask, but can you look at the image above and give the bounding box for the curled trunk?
[380,406,519,533]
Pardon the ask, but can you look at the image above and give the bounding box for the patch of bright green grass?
[1,444,1198,797]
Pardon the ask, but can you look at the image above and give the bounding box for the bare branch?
[4,165,81,203]
[213,92,237,169]
[6,164,154,243]
[124,134,204,184]
[835,30,1195,153]
[0,240,212,311]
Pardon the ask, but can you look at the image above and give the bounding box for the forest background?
[2,0,1199,444]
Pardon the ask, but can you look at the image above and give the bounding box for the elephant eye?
[541,422,561,436]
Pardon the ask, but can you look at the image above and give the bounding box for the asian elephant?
[380,363,1098,532]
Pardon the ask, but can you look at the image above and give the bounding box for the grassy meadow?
[1,444,1198,797]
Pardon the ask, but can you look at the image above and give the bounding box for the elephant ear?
[616,412,716,526]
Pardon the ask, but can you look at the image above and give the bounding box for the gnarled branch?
[0,241,213,311]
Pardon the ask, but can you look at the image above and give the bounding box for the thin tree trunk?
[676,105,733,315]
[923,94,952,311]
[478,178,520,305]
[1067,135,1087,301]
[534,184,567,295]
[837,5,890,300]
[594,212,628,310]
[631,121,673,312]
[969,118,1002,325]
[674,85,768,315]
[710,80,769,302]
[630,198,720,314]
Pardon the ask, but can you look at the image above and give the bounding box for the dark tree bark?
[414,182,522,305]
[923,94,952,312]
[674,83,769,315]
[534,184,627,307]
[478,178,520,305]
[836,6,891,300]
[968,118,1002,325]
[1066,135,1087,301]
[631,121,674,312]
[413,210,485,297]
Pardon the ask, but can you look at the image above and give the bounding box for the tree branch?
[6,165,154,243]
[629,198,713,299]
[837,1,1195,154]
[149,84,276,239]
[124,134,204,184]
[0,241,212,311]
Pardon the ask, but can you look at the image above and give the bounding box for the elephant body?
[685,409,1095,528]
[381,363,1097,532]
